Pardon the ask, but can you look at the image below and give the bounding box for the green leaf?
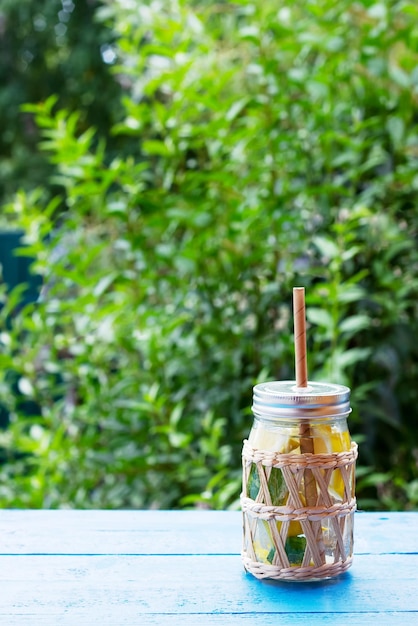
[248,464,260,500]
[266,546,275,564]
[93,273,118,298]
[312,236,339,260]
[336,284,366,304]
[386,116,404,149]
[306,307,333,331]
[268,468,287,506]
[226,98,249,122]
[335,347,372,369]
[339,314,370,337]
[142,139,174,156]
[285,535,306,566]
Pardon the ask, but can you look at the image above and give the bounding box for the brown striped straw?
[292,287,325,564]
[293,287,308,388]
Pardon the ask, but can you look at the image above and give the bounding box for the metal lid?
[252,380,351,419]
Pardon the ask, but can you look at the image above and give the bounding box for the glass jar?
[241,381,357,582]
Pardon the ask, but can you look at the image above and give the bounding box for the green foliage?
[0,0,123,205]
[1,0,418,510]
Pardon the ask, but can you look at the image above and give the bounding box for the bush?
[0,0,123,205]
[0,0,418,510]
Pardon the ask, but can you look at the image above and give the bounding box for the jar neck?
[252,412,350,429]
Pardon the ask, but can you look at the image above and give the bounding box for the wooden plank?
[1,511,417,555]
[355,512,418,554]
[0,510,240,555]
[0,554,417,616]
[0,612,414,626]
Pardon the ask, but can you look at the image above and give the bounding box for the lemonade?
[242,381,357,581]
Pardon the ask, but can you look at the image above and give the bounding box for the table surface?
[0,510,417,625]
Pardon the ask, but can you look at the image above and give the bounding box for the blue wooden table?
[0,510,417,624]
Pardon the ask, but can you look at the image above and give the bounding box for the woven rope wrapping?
[241,553,354,581]
[241,440,358,581]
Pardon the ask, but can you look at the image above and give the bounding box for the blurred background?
[0,0,417,510]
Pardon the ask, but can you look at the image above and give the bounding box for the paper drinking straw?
[292,287,325,566]
[293,287,308,388]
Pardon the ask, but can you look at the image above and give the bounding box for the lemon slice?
[312,424,351,499]
[248,425,300,454]
[253,520,275,563]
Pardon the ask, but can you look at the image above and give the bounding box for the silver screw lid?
[252,380,351,419]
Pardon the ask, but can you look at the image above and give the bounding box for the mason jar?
[241,381,357,582]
